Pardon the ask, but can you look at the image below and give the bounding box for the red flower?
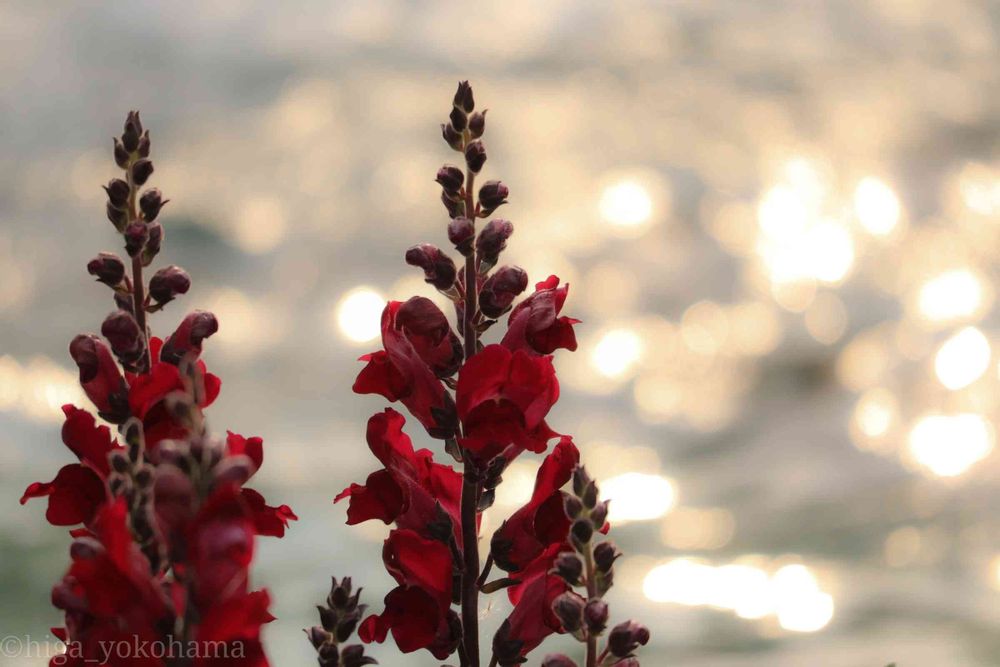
[187,485,256,609]
[500,544,570,659]
[359,529,459,659]
[456,344,561,462]
[501,275,579,356]
[194,589,274,666]
[335,409,462,545]
[20,405,119,527]
[491,437,578,573]
[354,301,459,439]
[69,334,129,423]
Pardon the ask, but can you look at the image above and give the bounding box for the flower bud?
[69,536,103,561]
[149,265,191,305]
[478,180,508,215]
[305,625,331,650]
[564,494,583,519]
[541,655,577,667]
[447,216,475,255]
[552,591,586,634]
[453,80,475,113]
[582,480,599,509]
[142,222,163,266]
[464,140,486,173]
[469,110,486,139]
[103,179,130,208]
[69,334,129,421]
[137,130,151,158]
[328,576,354,610]
[87,252,126,287]
[441,123,463,151]
[608,620,650,657]
[436,165,465,196]
[475,219,513,269]
[552,551,583,586]
[585,598,609,634]
[109,450,130,474]
[122,111,143,152]
[160,310,218,364]
[479,265,528,318]
[449,106,467,132]
[442,191,464,217]
[593,541,622,573]
[113,137,130,168]
[130,158,154,186]
[405,243,457,291]
[139,188,167,221]
[101,310,145,365]
[124,221,148,258]
[590,499,609,528]
[571,518,594,546]
[340,644,377,667]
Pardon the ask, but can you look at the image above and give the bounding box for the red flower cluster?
[23,112,293,666]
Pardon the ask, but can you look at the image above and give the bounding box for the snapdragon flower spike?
[333,81,641,667]
[23,111,295,665]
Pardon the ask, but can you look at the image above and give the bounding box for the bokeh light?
[332,287,385,344]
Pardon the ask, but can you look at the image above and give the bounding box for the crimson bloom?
[498,543,571,660]
[491,437,579,573]
[354,301,459,439]
[456,344,561,463]
[501,275,579,356]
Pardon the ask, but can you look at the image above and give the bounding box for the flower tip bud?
[453,80,475,113]
[464,140,486,173]
[124,221,149,258]
[447,217,475,255]
[149,265,191,305]
[87,252,126,287]
[113,137,129,168]
[435,165,465,196]
[609,620,650,657]
[449,106,468,132]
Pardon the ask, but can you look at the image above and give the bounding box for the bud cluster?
[545,467,648,666]
[308,578,376,667]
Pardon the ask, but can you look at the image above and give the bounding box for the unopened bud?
[582,480,599,509]
[564,495,583,519]
[570,518,594,546]
[479,265,528,318]
[160,310,218,364]
[69,536,103,561]
[449,106,467,132]
[442,191,464,218]
[608,620,650,657]
[305,625,331,650]
[137,130,151,158]
[113,138,129,168]
[87,252,126,287]
[103,179,130,208]
[593,541,622,573]
[441,123,463,151]
[436,165,465,196]
[106,202,128,232]
[142,222,163,266]
[109,450,129,474]
[573,466,592,497]
[124,221,148,258]
[590,499,609,528]
[340,644,377,667]
[139,188,167,221]
[584,598,609,634]
[130,158,154,186]
[405,243,457,291]
[328,576,354,610]
[552,551,583,585]
[149,265,190,305]
[447,217,475,255]
[464,140,486,173]
[478,180,508,215]
[475,219,513,269]
[541,655,577,667]
[122,111,143,152]
[552,592,586,634]
[453,80,475,113]
[101,310,144,364]
[469,110,486,139]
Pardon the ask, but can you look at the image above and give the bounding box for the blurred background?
[1,1,999,664]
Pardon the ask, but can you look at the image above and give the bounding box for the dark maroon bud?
[336,608,365,643]
[448,216,475,255]
[103,179,130,208]
[608,620,650,657]
[552,551,583,585]
[134,465,154,488]
[441,123,463,151]
[316,644,338,667]
[464,140,486,173]
[564,494,583,519]
[139,188,167,221]
[87,252,126,287]
[405,243,457,291]
[571,518,594,546]
[436,165,465,195]
[109,450,129,474]
[397,298,462,377]
[453,80,475,113]
[590,499,609,528]
[585,598,609,634]
[479,265,528,318]
[149,265,190,305]
[442,190,464,217]
[541,655,577,667]
[131,158,154,186]
[328,576,354,610]
[478,179,508,215]
[142,222,163,266]
[469,110,486,139]
[106,202,128,232]
[339,644,377,667]
[101,310,145,364]
[114,290,134,315]
[475,218,514,268]
[593,541,622,573]
[113,138,130,168]
[122,111,143,152]
[449,106,468,132]
[160,310,218,364]
[552,591,586,633]
[305,625,331,650]
[573,466,593,497]
[124,221,148,257]
[69,334,128,420]
[69,536,103,561]
[582,480,599,509]
[137,130,150,158]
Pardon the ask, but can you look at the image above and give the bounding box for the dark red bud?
[447,216,475,255]
[139,188,167,221]
[149,265,190,305]
[541,655,578,667]
[103,179,130,208]
[130,158,154,186]
[339,644,376,667]
[479,265,528,318]
[552,591,586,633]
[469,110,486,139]
[87,252,126,287]
[405,243,457,291]
[573,466,593,497]
[143,222,163,266]
[464,140,486,173]
[137,130,151,158]
[69,333,129,421]
[436,165,465,195]
[475,218,514,268]
[571,518,594,546]
[113,138,129,168]
[101,310,145,364]
[124,221,148,258]
[593,541,622,573]
[453,80,475,113]
[122,111,143,152]
[552,551,583,585]
[306,626,331,650]
[590,499,609,528]
[608,620,650,657]
[441,123,463,151]
[442,190,464,217]
[160,310,218,364]
[564,494,583,519]
[478,179,508,215]
[106,202,128,232]
[585,598,609,634]
[449,106,468,132]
